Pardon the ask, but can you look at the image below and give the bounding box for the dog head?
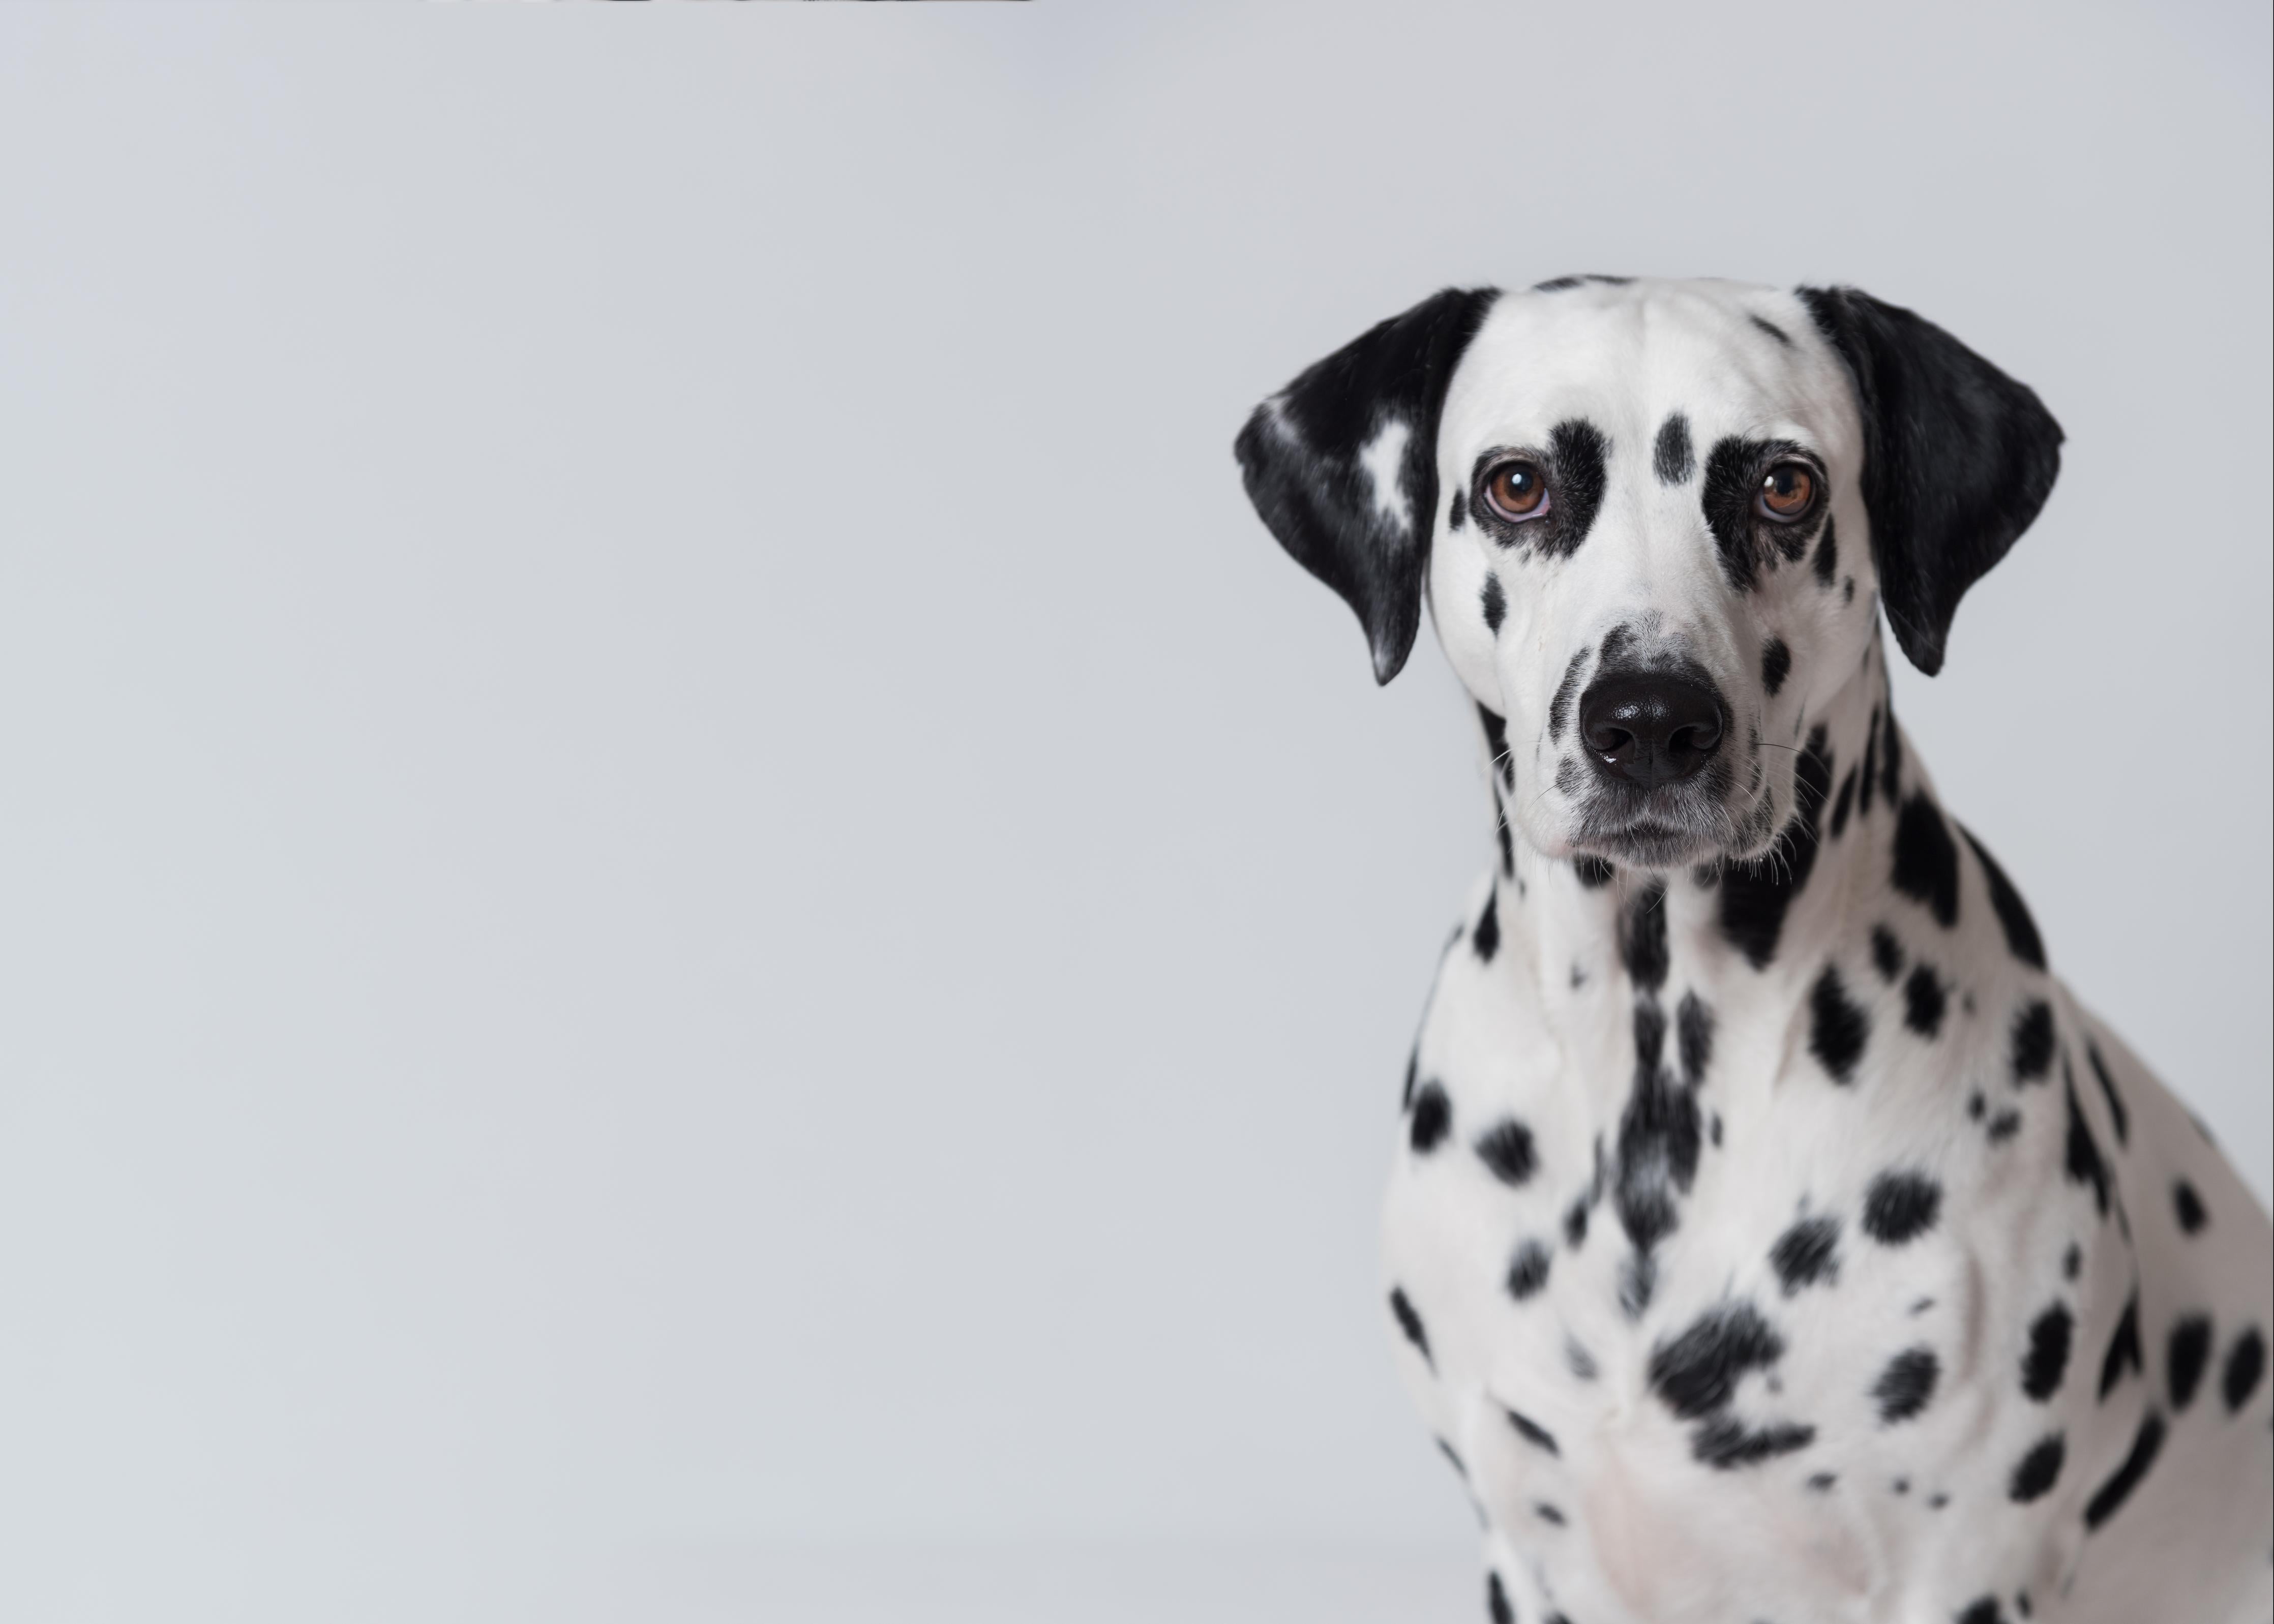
[1235,277,2061,870]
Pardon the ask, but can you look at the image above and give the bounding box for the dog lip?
[1579,818,1716,867]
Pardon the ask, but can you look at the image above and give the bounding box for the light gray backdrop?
[0,4,2264,1621]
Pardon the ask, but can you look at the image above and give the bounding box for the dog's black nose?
[1579,674,1725,790]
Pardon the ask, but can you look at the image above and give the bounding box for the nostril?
[1576,671,1728,789]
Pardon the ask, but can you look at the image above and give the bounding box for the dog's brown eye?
[1757,463,1816,521]
[1485,461,1550,521]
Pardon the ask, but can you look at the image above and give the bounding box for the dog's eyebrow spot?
[1750,313,1792,347]
[1480,572,1506,635]
[1862,1169,1942,1244]
[1760,636,1791,698]
[1872,1345,1938,1423]
[2008,1432,2066,1502]
[1542,418,1610,557]
[2022,1302,2074,1401]
[1653,412,1695,485]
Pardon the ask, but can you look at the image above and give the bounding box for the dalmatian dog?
[1233,278,2272,1623]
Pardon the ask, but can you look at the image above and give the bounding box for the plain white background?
[0,4,2265,1620]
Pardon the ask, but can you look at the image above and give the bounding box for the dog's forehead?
[1442,279,1857,459]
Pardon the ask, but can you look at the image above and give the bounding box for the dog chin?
[1574,821,1718,871]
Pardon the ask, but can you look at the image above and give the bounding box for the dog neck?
[1497,631,1916,1096]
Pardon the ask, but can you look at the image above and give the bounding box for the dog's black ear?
[1235,287,1501,684]
[1798,286,2063,676]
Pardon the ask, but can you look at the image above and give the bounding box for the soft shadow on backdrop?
[0,4,2264,1620]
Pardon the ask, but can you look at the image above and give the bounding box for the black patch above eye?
[1700,435,1824,591]
[1653,412,1695,485]
[1541,418,1610,557]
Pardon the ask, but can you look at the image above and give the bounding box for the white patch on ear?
[1359,416,1413,532]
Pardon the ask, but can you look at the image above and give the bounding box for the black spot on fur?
[1534,1501,1565,1525]
[1704,434,1824,591]
[1903,964,1946,1038]
[1493,788,1514,878]
[2010,1000,2055,1085]
[1957,1599,2005,1624]
[1401,1049,1417,1110]
[2083,1410,2165,1531]
[1879,703,1903,805]
[1486,1571,1513,1624]
[1563,1193,1590,1248]
[1435,1436,1465,1478]
[1986,1108,2021,1144]
[1863,1169,1941,1245]
[1389,1286,1432,1367]
[1649,1301,1783,1418]
[2062,1243,2081,1281]
[1812,514,1839,586]
[1806,1470,1837,1492]
[1823,780,1863,860]
[2022,1303,2073,1401]
[1480,572,1506,634]
[1890,795,1960,927]
[1619,884,1669,991]
[1574,854,1615,888]
[1410,1082,1451,1153]
[1858,707,1879,818]
[1473,891,1501,964]
[1958,825,2045,970]
[1772,1215,1840,1295]
[1448,490,1466,532]
[1873,1346,1938,1423]
[1718,725,1833,967]
[1547,646,1587,743]
[2063,1078,2110,1217]
[1506,1239,1552,1300]
[1760,637,1791,698]
[1597,622,1634,667]
[2099,1291,2143,1400]
[1677,991,1714,1086]
[1750,313,1792,347]
[2223,1327,2266,1412]
[1566,1338,1598,1381]
[1475,1119,1537,1187]
[2008,1434,2065,1502]
[2172,1179,2206,1235]
[1808,965,1870,1084]
[2084,1041,2128,1148]
[1506,1405,1560,1456]
[1653,412,1694,485]
[2168,1314,2212,1410]
[1538,418,1610,557]
[1692,1415,1815,1469]
[1477,702,1512,790]
[1870,925,1904,982]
